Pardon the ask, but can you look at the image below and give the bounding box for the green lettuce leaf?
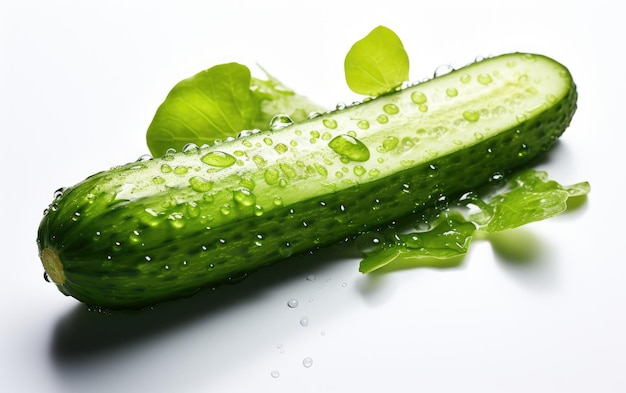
[359,169,590,273]
[344,25,410,96]
[146,63,322,157]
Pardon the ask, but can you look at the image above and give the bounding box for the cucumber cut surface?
[37,52,577,309]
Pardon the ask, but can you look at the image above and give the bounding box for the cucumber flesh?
[37,53,576,309]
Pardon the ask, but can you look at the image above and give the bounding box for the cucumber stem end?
[40,248,66,285]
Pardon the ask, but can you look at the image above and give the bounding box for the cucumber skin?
[37,53,577,309]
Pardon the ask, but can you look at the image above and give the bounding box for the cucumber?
[37,53,577,309]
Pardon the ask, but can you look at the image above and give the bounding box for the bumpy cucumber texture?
[37,53,577,309]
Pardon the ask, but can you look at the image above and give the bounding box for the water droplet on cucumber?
[323,118,338,129]
[201,151,236,167]
[302,357,313,368]
[328,134,370,162]
[233,187,256,207]
[287,298,299,308]
[383,104,399,115]
[269,114,294,130]
[434,64,454,77]
[462,110,480,122]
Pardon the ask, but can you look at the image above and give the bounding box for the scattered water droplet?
[322,118,338,129]
[462,110,480,122]
[287,298,299,308]
[201,151,236,167]
[269,114,294,130]
[410,91,427,105]
[271,370,280,378]
[328,134,370,162]
[446,87,459,97]
[357,119,370,129]
[233,187,256,207]
[300,316,309,327]
[477,74,493,85]
[303,357,313,368]
[341,282,348,288]
[135,154,153,162]
[274,143,288,154]
[306,274,316,282]
[279,242,293,257]
[383,103,399,115]
[182,143,200,154]
[53,187,67,200]
[433,64,454,77]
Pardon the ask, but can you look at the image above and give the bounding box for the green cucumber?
[37,53,577,309]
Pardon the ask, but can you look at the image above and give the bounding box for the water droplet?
[53,187,67,200]
[462,110,480,122]
[236,129,256,138]
[306,274,316,282]
[287,298,299,308]
[303,357,313,368]
[269,114,294,130]
[135,154,153,162]
[182,143,200,154]
[173,166,188,175]
[383,104,399,115]
[271,370,280,378]
[264,168,280,185]
[188,176,213,192]
[357,119,370,129]
[279,163,297,179]
[314,163,328,177]
[233,187,256,207]
[274,143,288,154]
[300,316,309,327]
[201,151,236,167]
[353,165,366,176]
[308,111,322,119]
[378,136,399,152]
[335,102,347,110]
[410,91,427,105]
[477,74,493,85]
[279,242,292,257]
[322,118,338,129]
[328,134,370,162]
[220,204,232,216]
[434,64,454,77]
[341,282,348,288]
[460,74,471,83]
[445,87,459,97]
[376,114,389,124]
[518,143,530,157]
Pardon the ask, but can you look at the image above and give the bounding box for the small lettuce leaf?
[481,169,591,232]
[146,63,322,157]
[146,63,259,157]
[359,212,476,273]
[359,170,590,273]
[344,25,410,96]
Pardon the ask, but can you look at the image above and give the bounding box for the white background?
[1,1,624,392]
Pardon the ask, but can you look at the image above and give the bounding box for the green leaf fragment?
[344,25,410,96]
[146,63,322,157]
[482,169,591,232]
[146,63,259,157]
[359,169,590,273]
